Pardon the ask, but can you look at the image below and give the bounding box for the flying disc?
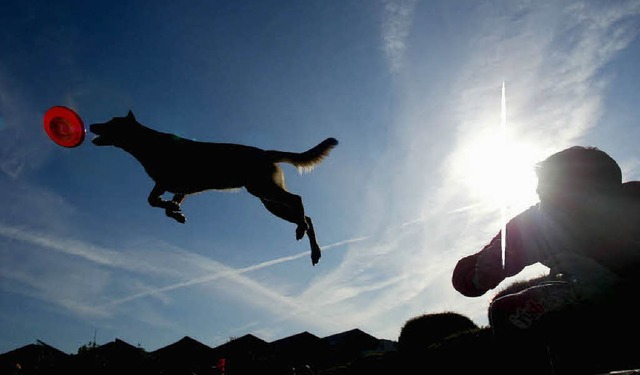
[43,106,85,148]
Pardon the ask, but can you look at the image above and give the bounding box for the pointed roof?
[0,340,68,358]
[271,331,331,367]
[0,340,69,374]
[211,334,270,359]
[322,329,380,363]
[78,338,146,363]
[322,328,379,347]
[152,336,215,372]
[272,331,320,346]
[152,336,213,357]
[271,331,327,355]
[94,338,139,353]
[71,338,151,374]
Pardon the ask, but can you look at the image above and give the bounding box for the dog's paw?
[295,224,307,241]
[166,210,186,224]
[166,201,181,212]
[311,244,321,266]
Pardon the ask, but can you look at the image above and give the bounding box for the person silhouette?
[452,146,640,372]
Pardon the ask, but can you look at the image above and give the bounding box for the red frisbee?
[43,106,86,148]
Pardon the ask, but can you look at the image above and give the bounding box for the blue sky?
[1,0,640,354]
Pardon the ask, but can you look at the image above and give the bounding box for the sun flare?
[457,132,540,214]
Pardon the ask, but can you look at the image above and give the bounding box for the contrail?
[103,236,368,307]
[400,217,425,227]
[447,203,483,215]
[104,214,433,308]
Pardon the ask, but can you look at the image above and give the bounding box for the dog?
[90,110,338,265]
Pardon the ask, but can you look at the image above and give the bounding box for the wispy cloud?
[102,236,368,308]
[381,0,418,75]
[0,74,52,179]
[452,1,640,147]
[0,225,187,279]
[306,1,640,339]
[0,221,367,336]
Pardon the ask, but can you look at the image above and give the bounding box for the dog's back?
[90,111,338,194]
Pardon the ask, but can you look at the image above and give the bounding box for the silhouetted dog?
[90,111,338,265]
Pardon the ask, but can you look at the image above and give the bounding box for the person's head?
[535,146,622,212]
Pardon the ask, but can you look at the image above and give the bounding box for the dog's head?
[90,110,140,147]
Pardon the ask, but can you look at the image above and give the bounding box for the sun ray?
[501,82,507,268]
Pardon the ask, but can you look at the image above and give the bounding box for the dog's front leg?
[167,193,186,223]
[147,185,186,223]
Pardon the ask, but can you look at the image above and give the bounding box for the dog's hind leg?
[251,186,308,238]
[247,165,309,239]
[259,199,321,265]
[147,184,186,223]
[304,216,321,265]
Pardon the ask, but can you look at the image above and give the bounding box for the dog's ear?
[127,110,136,120]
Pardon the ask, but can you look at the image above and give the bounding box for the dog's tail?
[267,138,338,173]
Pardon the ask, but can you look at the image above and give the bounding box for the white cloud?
[299,0,640,337]
[0,74,51,179]
[381,0,418,75]
[0,221,362,337]
[0,225,191,279]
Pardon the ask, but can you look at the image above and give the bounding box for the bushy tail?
[267,137,338,173]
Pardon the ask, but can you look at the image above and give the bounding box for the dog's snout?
[89,123,108,145]
[89,123,105,135]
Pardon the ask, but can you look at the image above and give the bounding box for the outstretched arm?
[452,235,505,297]
[452,205,545,297]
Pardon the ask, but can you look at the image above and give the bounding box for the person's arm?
[452,205,544,297]
[452,234,504,297]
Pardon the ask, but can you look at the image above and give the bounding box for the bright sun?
[456,131,541,214]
